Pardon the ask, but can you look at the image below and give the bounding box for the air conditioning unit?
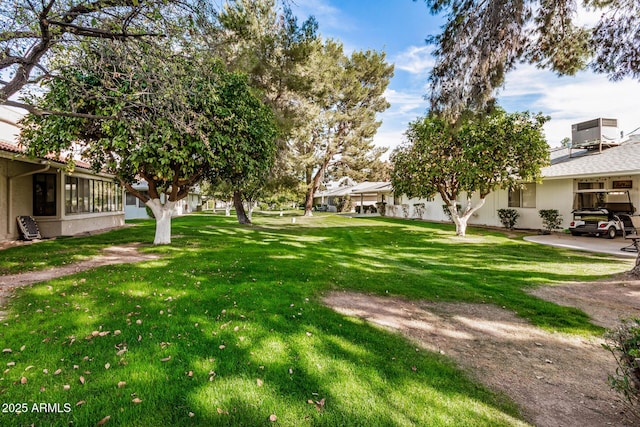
[571,118,619,150]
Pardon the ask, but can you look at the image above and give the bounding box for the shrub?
[497,208,519,230]
[538,209,563,232]
[413,203,426,219]
[602,318,640,418]
[401,204,410,218]
[376,202,387,217]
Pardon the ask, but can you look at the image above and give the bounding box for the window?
[508,184,536,208]
[126,193,138,206]
[65,176,122,215]
[33,174,57,216]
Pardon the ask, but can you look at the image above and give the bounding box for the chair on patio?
[16,216,42,240]
[621,215,640,252]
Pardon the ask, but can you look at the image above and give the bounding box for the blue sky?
[291,0,640,154]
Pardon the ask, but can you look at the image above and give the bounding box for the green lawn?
[0,213,631,426]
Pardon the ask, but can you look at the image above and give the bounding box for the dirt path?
[0,244,160,320]
[323,277,640,427]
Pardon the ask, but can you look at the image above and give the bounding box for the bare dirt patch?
[0,244,160,320]
[323,277,640,427]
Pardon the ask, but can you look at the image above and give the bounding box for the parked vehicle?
[569,189,635,238]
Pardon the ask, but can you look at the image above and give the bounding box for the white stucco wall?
[387,175,640,231]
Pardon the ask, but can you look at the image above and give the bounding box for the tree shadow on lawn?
[198,217,626,334]
[0,214,627,425]
[1,258,525,426]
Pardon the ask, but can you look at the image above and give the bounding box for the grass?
[0,213,632,426]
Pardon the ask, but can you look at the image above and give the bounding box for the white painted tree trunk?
[225,201,232,216]
[147,199,176,245]
[247,202,254,221]
[448,197,487,237]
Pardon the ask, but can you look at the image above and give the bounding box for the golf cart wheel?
[606,227,617,239]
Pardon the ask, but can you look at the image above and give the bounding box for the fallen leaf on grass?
[116,348,127,356]
[97,415,111,425]
[216,408,229,415]
[63,384,70,390]
[3,348,12,353]
[79,376,85,385]
[54,368,62,375]
[6,361,15,367]
[160,356,171,362]
[307,398,326,411]
[187,371,193,377]
[104,363,110,370]
[256,378,263,387]
[117,381,127,388]
[20,376,27,384]
[132,398,142,404]
[76,400,86,406]
[269,414,278,422]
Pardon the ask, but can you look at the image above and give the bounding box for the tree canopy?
[293,39,393,216]
[19,38,276,244]
[206,0,318,221]
[0,0,210,117]
[420,0,640,119]
[391,108,550,236]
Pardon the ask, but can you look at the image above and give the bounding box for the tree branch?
[48,20,163,40]
[3,99,118,120]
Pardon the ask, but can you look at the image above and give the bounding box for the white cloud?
[383,89,427,117]
[290,0,350,33]
[500,65,640,146]
[373,89,429,155]
[393,46,435,75]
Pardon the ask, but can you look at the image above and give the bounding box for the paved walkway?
[524,233,637,258]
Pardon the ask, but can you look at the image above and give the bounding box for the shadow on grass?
[0,213,629,425]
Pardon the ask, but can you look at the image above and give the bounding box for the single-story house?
[314,180,391,213]
[0,110,124,242]
[385,118,640,230]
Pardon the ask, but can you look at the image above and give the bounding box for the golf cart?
[568,189,635,238]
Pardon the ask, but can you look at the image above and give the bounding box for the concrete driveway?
[524,233,637,258]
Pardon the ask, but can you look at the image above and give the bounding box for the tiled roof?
[0,139,24,153]
[543,135,640,179]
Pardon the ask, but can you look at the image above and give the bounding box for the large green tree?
[391,108,549,236]
[294,39,394,216]
[210,0,318,220]
[19,40,276,245]
[0,0,207,117]
[420,0,640,119]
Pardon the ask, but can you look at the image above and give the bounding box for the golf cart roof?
[574,189,630,194]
